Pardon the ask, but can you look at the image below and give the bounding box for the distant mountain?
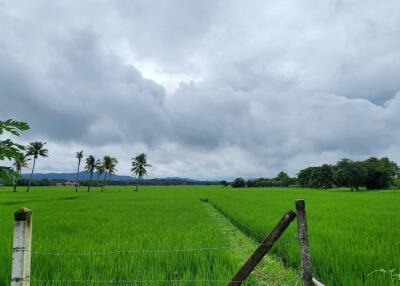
[21,172,199,182]
[22,172,133,181]
[151,177,197,182]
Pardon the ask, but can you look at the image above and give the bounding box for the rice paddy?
[207,187,400,286]
[0,185,399,285]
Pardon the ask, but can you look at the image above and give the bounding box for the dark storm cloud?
[1,27,170,145]
[1,0,400,178]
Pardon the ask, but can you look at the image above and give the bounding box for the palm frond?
[26,141,48,158]
[131,153,151,178]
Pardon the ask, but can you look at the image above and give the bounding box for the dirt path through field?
[203,201,301,286]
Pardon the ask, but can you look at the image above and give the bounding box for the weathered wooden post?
[295,199,315,286]
[11,208,32,286]
[227,209,297,286]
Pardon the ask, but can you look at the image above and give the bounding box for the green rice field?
[0,186,399,285]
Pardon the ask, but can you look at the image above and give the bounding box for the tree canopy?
[0,119,29,181]
[231,177,246,188]
[298,157,398,190]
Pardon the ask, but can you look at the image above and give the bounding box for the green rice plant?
[1,185,398,286]
[369,269,400,282]
[0,186,244,285]
[207,187,400,286]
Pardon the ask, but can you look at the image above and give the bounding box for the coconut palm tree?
[75,150,84,192]
[26,141,48,192]
[85,155,96,192]
[101,156,118,192]
[95,159,104,187]
[12,154,30,192]
[131,153,151,192]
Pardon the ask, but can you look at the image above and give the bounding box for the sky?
[1,1,400,179]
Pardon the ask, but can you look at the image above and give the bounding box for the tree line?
[0,119,150,192]
[230,157,399,191]
[298,157,398,190]
[227,171,295,188]
[228,171,295,188]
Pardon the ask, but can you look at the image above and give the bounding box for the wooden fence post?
[295,199,315,286]
[227,209,297,286]
[11,208,32,286]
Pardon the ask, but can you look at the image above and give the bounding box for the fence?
[6,200,324,286]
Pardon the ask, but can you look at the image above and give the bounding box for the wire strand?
[30,278,245,284]
[1,241,295,257]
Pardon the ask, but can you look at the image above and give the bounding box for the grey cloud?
[1,1,400,178]
[1,28,170,146]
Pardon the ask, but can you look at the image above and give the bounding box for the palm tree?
[101,156,118,192]
[85,155,96,192]
[26,141,48,192]
[75,150,84,192]
[12,154,30,192]
[131,153,151,192]
[95,159,104,187]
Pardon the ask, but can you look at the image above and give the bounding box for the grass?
[0,185,399,286]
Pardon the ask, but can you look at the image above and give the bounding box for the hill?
[21,172,198,182]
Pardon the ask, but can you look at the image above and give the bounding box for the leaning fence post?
[228,209,297,286]
[11,208,32,286]
[295,200,315,286]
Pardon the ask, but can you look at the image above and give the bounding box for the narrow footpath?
[203,201,301,286]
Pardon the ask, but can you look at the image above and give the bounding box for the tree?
[95,159,104,186]
[85,155,96,192]
[12,153,30,192]
[309,164,334,188]
[363,157,396,189]
[75,150,84,192]
[298,165,334,188]
[101,156,118,192]
[246,179,256,187]
[220,180,228,187]
[275,171,292,187]
[0,119,29,182]
[297,167,315,187]
[131,153,151,192]
[108,159,117,181]
[334,159,367,191]
[231,177,246,188]
[254,177,272,187]
[26,141,48,192]
[392,161,400,177]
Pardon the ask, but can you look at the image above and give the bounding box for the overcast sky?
[1,1,400,179]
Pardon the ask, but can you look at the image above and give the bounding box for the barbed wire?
[0,278,257,285]
[30,245,254,256]
[0,278,241,284]
[0,237,299,257]
[30,278,246,284]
